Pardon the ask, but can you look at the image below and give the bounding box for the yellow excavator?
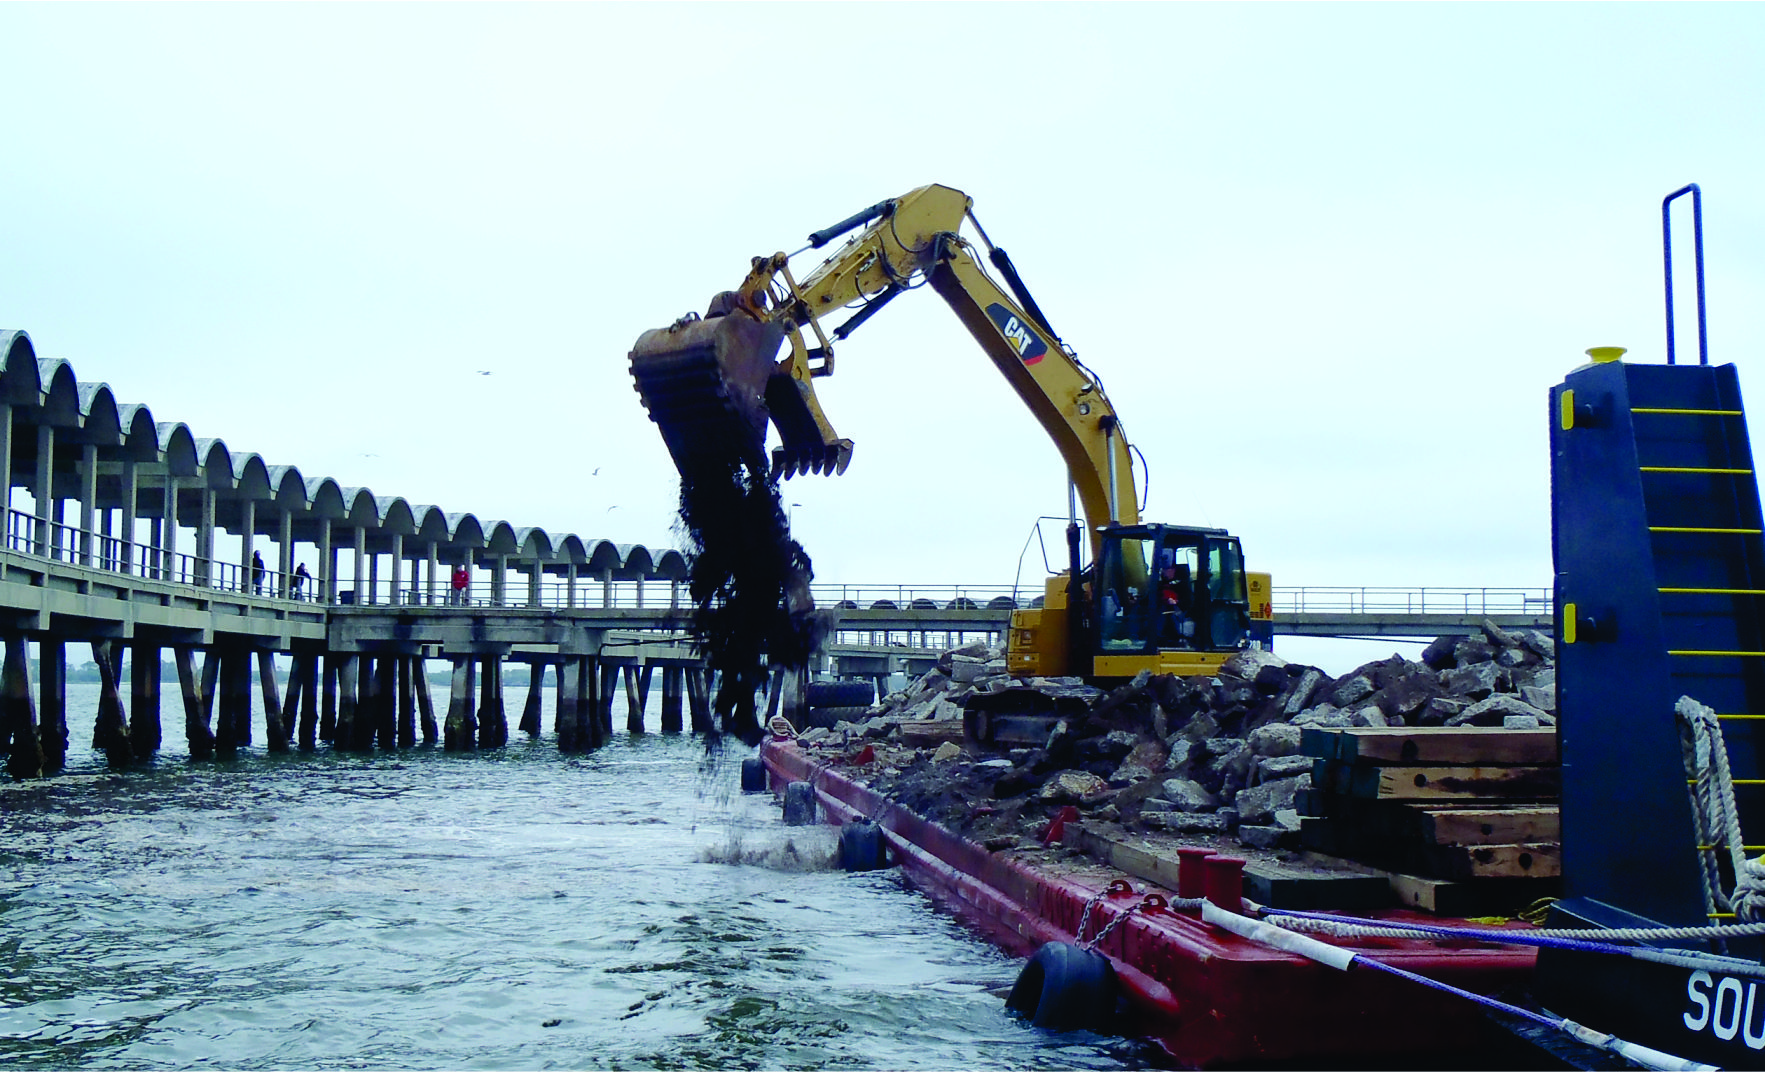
[630,183,1272,682]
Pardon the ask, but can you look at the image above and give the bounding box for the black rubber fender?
[838,820,889,872]
[782,780,816,826]
[806,680,875,708]
[1005,941,1119,1033]
[739,756,767,793]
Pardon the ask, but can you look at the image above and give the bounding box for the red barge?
[760,738,1538,1068]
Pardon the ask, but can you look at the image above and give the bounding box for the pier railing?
[0,509,1554,621]
[1273,586,1553,617]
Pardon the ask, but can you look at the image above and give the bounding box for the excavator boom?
[629,183,1268,681]
[629,183,1138,553]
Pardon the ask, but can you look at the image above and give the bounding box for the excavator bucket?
[630,305,784,478]
[630,298,854,481]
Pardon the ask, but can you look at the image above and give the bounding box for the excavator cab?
[1090,524,1251,667]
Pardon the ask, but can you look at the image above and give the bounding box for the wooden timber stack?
[1296,725,1561,914]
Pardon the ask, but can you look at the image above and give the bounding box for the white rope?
[1255,904,1765,945]
[1256,912,1765,976]
[1678,695,1765,922]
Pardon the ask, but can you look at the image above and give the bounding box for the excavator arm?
[630,183,1140,555]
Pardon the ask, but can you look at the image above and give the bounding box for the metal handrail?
[1663,182,1709,367]
[1273,586,1552,616]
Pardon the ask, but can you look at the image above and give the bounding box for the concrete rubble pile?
[786,620,1555,853]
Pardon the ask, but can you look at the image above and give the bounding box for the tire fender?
[838,820,890,872]
[1006,941,1119,1033]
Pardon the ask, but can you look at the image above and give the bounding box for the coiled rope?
[1679,695,1765,923]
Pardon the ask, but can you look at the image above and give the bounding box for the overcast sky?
[3,4,1763,667]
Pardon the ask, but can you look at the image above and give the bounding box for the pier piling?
[38,639,67,773]
[687,668,713,734]
[519,660,543,737]
[596,661,616,737]
[396,656,415,748]
[91,640,131,766]
[130,643,161,758]
[320,655,338,743]
[176,647,215,760]
[257,650,287,753]
[336,654,361,751]
[660,665,683,733]
[624,665,652,735]
[556,658,581,752]
[444,657,477,751]
[372,656,395,750]
[415,664,438,743]
[3,636,43,779]
[478,655,506,749]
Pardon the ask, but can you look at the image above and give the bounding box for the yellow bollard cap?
[1586,346,1627,363]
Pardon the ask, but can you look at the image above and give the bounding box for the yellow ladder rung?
[1711,912,1740,920]
[1698,845,1765,851]
[1661,588,1765,595]
[1689,779,1765,785]
[1640,466,1754,475]
[1669,650,1765,658]
[1718,714,1765,720]
[1648,527,1763,534]
[1633,407,1744,416]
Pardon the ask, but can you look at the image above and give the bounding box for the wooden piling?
[478,655,506,749]
[130,642,162,757]
[519,660,543,737]
[444,656,477,751]
[3,635,43,779]
[415,660,438,743]
[257,650,288,753]
[660,665,683,734]
[38,639,67,773]
[624,665,652,735]
[396,655,415,748]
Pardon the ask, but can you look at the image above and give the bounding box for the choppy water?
[0,683,1145,1070]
